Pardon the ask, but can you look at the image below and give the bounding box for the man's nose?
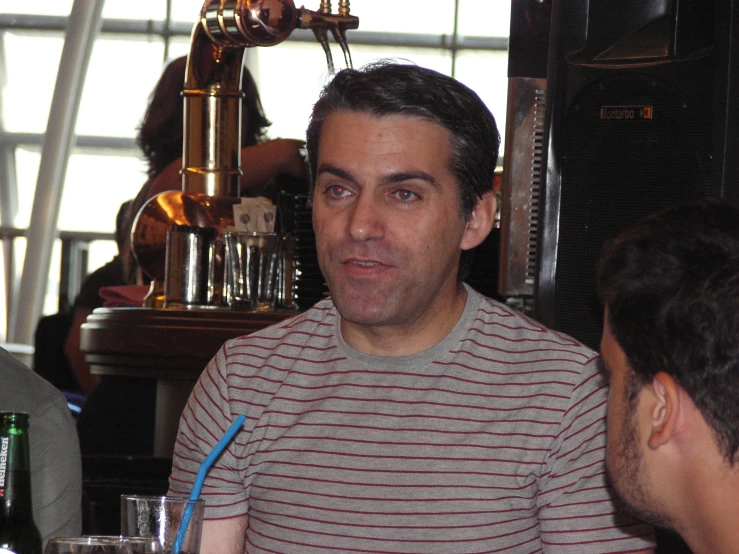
[347,193,384,241]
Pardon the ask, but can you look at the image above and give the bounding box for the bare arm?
[63,308,100,394]
[239,138,307,188]
[148,139,307,199]
[200,516,248,554]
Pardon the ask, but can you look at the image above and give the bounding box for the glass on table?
[85,537,162,554]
[44,537,133,554]
[120,495,204,554]
[225,230,282,311]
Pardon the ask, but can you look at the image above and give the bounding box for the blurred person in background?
[62,200,130,395]
[597,199,739,554]
[32,200,130,421]
[75,55,307,456]
[120,54,308,284]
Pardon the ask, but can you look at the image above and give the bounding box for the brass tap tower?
[131,0,358,305]
[182,0,358,197]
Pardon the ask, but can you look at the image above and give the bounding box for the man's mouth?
[339,257,393,274]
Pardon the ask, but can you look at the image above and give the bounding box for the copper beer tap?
[131,0,358,307]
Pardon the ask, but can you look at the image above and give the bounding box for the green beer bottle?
[0,412,42,554]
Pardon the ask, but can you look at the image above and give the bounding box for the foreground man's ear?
[460,190,497,251]
[646,372,682,450]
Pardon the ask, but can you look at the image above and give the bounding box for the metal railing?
[0,227,115,343]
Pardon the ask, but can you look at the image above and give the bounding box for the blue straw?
[172,414,247,553]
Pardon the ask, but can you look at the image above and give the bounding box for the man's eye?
[394,189,418,202]
[326,184,350,198]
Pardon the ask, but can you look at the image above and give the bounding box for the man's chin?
[331,292,386,325]
[607,460,674,530]
[610,478,674,531]
[336,306,390,329]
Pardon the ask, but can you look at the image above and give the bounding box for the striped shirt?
[170,286,654,553]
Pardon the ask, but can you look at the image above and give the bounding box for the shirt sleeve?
[537,356,655,553]
[30,388,83,539]
[169,341,249,520]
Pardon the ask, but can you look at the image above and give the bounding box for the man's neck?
[675,461,739,554]
[340,284,469,357]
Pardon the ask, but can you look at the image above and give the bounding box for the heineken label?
[0,436,8,496]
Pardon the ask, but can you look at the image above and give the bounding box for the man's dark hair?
[136,56,271,178]
[596,199,739,463]
[306,61,501,220]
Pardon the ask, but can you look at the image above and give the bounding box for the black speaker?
[508,0,552,79]
[536,0,739,350]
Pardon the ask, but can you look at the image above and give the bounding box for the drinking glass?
[120,495,204,554]
[44,537,133,554]
[85,537,162,554]
[225,231,281,311]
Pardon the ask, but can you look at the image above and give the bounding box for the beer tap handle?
[314,0,335,72]
[333,0,357,68]
[336,0,355,65]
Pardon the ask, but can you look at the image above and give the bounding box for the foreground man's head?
[597,199,739,554]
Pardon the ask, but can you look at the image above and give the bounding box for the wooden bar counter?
[80,307,296,456]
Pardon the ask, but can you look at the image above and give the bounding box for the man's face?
[601,314,672,528]
[312,111,480,334]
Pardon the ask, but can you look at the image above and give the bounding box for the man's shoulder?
[224,298,339,354]
[469,292,597,358]
[0,347,68,416]
[460,291,601,393]
[197,300,342,411]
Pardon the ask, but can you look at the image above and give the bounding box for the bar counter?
[80,307,297,456]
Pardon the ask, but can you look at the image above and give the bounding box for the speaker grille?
[555,74,712,349]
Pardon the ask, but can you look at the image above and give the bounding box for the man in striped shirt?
[169,62,655,553]
[597,200,739,554]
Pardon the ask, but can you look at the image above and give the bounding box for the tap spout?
[312,26,335,74]
[330,24,353,69]
[297,2,358,70]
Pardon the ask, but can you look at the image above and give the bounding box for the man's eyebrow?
[316,164,356,184]
[316,164,441,189]
[385,171,440,188]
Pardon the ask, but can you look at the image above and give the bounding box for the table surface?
[80,306,298,379]
[79,306,299,456]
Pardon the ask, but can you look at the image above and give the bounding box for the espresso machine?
[130,0,358,308]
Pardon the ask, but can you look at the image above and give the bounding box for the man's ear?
[646,372,682,450]
[460,190,496,251]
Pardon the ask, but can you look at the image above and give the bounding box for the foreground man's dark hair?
[597,199,739,463]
